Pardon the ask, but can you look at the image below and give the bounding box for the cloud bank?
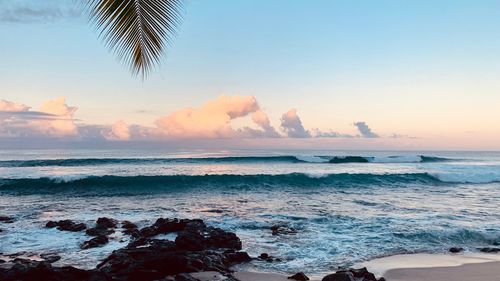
[0,95,388,143]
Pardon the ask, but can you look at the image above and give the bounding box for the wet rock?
[176,273,201,281]
[40,253,61,264]
[224,251,251,263]
[139,226,160,237]
[259,253,269,259]
[347,267,377,281]
[45,221,58,228]
[96,217,118,229]
[322,268,382,281]
[449,247,464,253]
[175,231,205,251]
[45,220,86,232]
[0,216,14,224]
[81,235,109,250]
[271,225,297,235]
[121,220,138,230]
[154,218,188,233]
[0,260,107,281]
[86,226,115,237]
[288,272,310,280]
[322,272,355,281]
[479,247,500,253]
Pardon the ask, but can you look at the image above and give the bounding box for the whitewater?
[0,149,499,274]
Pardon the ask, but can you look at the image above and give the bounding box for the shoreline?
[2,215,500,280]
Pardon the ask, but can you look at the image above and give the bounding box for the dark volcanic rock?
[175,273,201,281]
[45,220,86,232]
[479,247,500,253]
[81,235,109,250]
[175,231,205,251]
[154,218,189,233]
[4,217,250,281]
[0,216,14,223]
[45,221,58,228]
[86,226,115,236]
[0,260,107,281]
[224,251,251,263]
[259,253,269,259]
[288,272,310,280]
[449,247,464,253]
[271,225,297,235]
[40,253,61,264]
[139,226,160,237]
[322,272,355,281]
[121,220,138,230]
[206,228,242,250]
[322,268,383,281]
[96,217,118,228]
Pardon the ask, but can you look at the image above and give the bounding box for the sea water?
[0,149,499,275]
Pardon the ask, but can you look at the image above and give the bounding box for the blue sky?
[1,0,500,149]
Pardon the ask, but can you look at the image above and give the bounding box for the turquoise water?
[0,149,499,274]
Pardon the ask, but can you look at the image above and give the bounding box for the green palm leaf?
[86,0,184,79]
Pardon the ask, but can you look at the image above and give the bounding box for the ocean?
[0,149,499,275]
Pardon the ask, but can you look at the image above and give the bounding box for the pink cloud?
[104,120,131,141]
[154,95,276,138]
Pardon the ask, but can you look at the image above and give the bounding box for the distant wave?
[0,172,468,195]
[0,155,454,167]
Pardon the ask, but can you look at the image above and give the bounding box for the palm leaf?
[85,0,184,79]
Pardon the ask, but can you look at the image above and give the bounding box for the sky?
[1,0,500,150]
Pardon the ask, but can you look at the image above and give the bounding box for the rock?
[139,226,160,237]
[259,253,269,259]
[176,273,201,281]
[154,218,188,233]
[121,220,138,229]
[449,247,464,253]
[0,260,107,281]
[96,217,118,229]
[45,221,58,228]
[288,272,310,280]
[86,226,115,236]
[271,225,297,235]
[45,220,86,232]
[206,228,242,250]
[0,216,14,223]
[81,235,109,250]
[175,231,205,251]
[40,253,61,264]
[322,272,355,281]
[224,251,251,263]
[322,268,382,281]
[479,247,500,253]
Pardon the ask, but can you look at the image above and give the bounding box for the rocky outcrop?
[322,268,385,281]
[288,272,310,280]
[0,216,14,224]
[45,220,86,232]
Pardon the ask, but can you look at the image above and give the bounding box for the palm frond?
[85,0,184,79]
